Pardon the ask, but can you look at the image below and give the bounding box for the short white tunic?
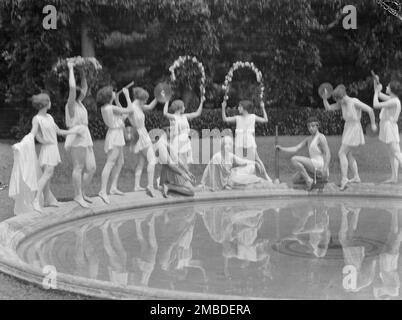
[379,98,401,144]
[341,98,365,147]
[235,114,257,149]
[65,101,93,150]
[34,114,61,167]
[101,104,125,153]
[170,114,193,164]
[127,102,152,154]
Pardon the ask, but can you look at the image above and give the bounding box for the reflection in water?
[19,198,402,299]
[373,208,402,300]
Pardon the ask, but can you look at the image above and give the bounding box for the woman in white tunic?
[123,87,158,197]
[163,98,204,167]
[200,136,268,191]
[97,86,132,204]
[66,61,96,208]
[30,93,79,213]
[322,85,377,190]
[276,117,331,190]
[222,100,271,181]
[373,77,402,184]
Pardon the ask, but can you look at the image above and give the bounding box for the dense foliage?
[0,0,401,138]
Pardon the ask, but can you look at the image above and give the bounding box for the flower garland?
[52,56,102,78]
[169,55,206,99]
[222,61,264,103]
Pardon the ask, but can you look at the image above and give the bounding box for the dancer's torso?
[101,104,124,129]
[235,114,256,149]
[380,98,401,123]
[341,98,361,122]
[35,114,57,145]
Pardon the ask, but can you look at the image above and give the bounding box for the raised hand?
[67,60,75,69]
[122,87,129,97]
[275,145,282,151]
[222,101,227,109]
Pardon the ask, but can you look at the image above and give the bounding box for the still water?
[18,197,402,299]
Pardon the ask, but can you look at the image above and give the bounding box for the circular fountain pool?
[13,196,402,300]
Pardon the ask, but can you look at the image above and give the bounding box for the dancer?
[30,93,81,213]
[65,61,96,208]
[200,136,268,191]
[97,86,131,204]
[154,126,195,197]
[276,116,331,190]
[322,85,377,190]
[222,100,271,181]
[373,77,402,183]
[123,87,158,197]
[163,97,205,166]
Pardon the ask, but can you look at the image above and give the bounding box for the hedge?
[11,106,385,141]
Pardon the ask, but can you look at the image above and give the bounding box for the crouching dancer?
[276,117,330,190]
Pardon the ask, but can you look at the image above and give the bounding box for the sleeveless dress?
[235,114,257,150]
[128,102,152,154]
[341,98,365,147]
[308,133,326,173]
[170,114,193,164]
[101,104,125,153]
[379,98,401,144]
[65,101,93,150]
[34,114,61,167]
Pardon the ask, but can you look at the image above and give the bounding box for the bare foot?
[340,178,349,191]
[305,178,314,191]
[224,185,232,190]
[33,200,44,213]
[110,189,125,196]
[349,177,361,184]
[146,187,156,198]
[98,192,111,205]
[45,200,60,208]
[162,184,169,198]
[134,187,146,192]
[74,197,90,208]
[382,178,398,184]
[83,194,93,203]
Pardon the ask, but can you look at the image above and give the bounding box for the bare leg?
[71,147,89,208]
[390,142,402,182]
[144,146,157,197]
[99,148,120,204]
[291,156,315,190]
[383,145,398,184]
[248,148,271,182]
[347,151,361,183]
[82,147,96,203]
[134,154,146,191]
[338,144,352,190]
[110,148,125,195]
[33,165,55,213]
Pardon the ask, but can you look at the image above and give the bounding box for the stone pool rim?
[0,183,401,300]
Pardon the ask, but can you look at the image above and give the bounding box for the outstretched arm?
[163,100,175,120]
[143,98,158,112]
[78,69,88,102]
[222,101,236,123]
[186,96,205,120]
[255,101,268,123]
[66,62,77,119]
[276,139,308,154]
[354,99,376,126]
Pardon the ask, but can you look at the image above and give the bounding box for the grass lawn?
[0,134,397,299]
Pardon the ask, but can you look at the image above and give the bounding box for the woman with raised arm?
[97,86,133,204]
[322,85,377,190]
[163,97,205,167]
[222,100,271,181]
[65,61,96,208]
[373,76,402,184]
[123,87,158,197]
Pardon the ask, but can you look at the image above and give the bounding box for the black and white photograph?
[0,0,402,306]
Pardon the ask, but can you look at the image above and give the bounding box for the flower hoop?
[52,56,102,79]
[222,61,264,103]
[169,55,206,99]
